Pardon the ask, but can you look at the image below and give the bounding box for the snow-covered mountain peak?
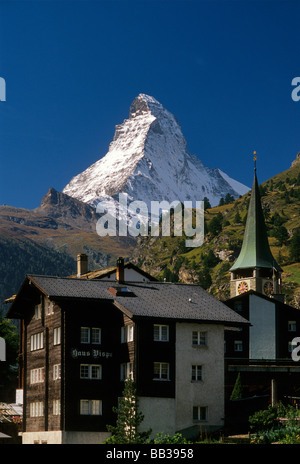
[129,93,161,118]
[63,94,249,209]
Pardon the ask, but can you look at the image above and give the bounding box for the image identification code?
[106,448,194,460]
[150,449,193,459]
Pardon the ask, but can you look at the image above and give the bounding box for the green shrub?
[151,432,192,444]
[278,431,300,444]
[251,426,300,444]
[249,406,278,433]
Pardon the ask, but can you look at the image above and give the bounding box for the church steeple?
[230,154,282,298]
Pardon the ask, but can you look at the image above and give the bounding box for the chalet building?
[6,264,248,444]
[223,166,300,403]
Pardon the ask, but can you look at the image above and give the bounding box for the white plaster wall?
[22,431,110,444]
[175,323,225,431]
[249,293,276,359]
[138,397,176,436]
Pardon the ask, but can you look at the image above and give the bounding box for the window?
[153,362,169,380]
[80,364,102,379]
[191,365,203,382]
[234,340,243,352]
[30,332,44,351]
[53,364,61,380]
[80,399,102,415]
[34,304,42,319]
[54,327,61,346]
[81,327,90,344]
[154,324,169,341]
[121,324,134,343]
[288,321,297,332]
[92,328,101,344]
[120,362,133,381]
[30,368,44,384]
[80,327,101,344]
[193,406,208,422]
[53,400,61,415]
[192,331,207,346]
[30,402,44,417]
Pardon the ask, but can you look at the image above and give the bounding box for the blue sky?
[0,0,300,209]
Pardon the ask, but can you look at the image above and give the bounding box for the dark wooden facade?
[20,291,179,435]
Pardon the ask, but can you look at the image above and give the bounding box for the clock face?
[264,281,273,296]
[238,281,249,294]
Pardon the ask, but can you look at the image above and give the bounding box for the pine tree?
[105,377,151,444]
[230,372,243,400]
[289,228,300,263]
[234,211,242,223]
[203,197,211,210]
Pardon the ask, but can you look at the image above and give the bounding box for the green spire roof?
[230,170,282,272]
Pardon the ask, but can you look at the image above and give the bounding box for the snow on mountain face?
[63,94,249,209]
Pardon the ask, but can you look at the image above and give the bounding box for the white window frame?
[30,332,44,351]
[30,401,44,417]
[81,327,102,344]
[30,367,44,384]
[153,362,170,381]
[91,328,101,344]
[80,399,102,415]
[81,327,90,344]
[193,406,208,422]
[192,331,207,347]
[121,324,134,343]
[53,399,61,415]
[154,324,169,342]
[54,327,61,346]
[191,364,203,382]
[80,364,102,380]
[53,364,61,380]
[120,362,134,381]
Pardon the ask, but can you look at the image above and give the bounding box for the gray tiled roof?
[12,275,249,326]
[114,282,249,325]
[28,275,115,300]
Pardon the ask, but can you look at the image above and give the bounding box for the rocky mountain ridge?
[63,94,249,210]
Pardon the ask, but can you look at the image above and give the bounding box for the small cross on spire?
[253,151,257,171]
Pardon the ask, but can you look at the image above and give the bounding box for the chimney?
[116,257,125,283]
[77,254,88,277]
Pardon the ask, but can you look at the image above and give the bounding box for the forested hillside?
[131,159,300,307]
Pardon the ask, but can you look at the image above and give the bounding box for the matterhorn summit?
[63,94,249,209]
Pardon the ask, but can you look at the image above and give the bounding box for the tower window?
[234,340,243,352]
[288,321,297,332]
